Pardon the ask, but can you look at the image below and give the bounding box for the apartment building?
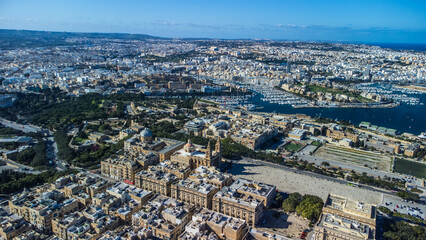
[9,189,79,231]
[326,129,359,142]
[135,168,178,196]
[101,153,159,184]
[211,178,275,227]
[0,208,30,240]
[171,179,218,209]
[230,122,278,150]
[179,208,248,240]
[132,196,193,240]
[188,166,233,189]
[313,194,376,240]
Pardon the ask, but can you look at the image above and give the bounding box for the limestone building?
[101,153,159,185]
[170,139,222,170]
[211,178,275,227]
[135,168,178,196]
[124,128,185,161]
[9,189,79,232]
[188,166,233,189]
[178,208,248,240]
[171,179,218,209]
[313,194,376,240]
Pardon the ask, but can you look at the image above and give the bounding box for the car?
[300,232,307,239]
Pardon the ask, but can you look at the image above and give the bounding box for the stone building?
[188,166,233,189]
[313,194,376,240]
[101,153,159,184]
[135,168,178,196]
[9,189,79,232]
[211,178,275,227]
[171,179,218,209]
[179,208,248,240]
[124,128,185,161]
[170,139,222,170]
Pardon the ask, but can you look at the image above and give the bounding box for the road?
[0,118,42,133]
[0,158,41,174]
[0,118,68,171]
[47,136,67,171]
[228,157,396,198]
[84,169,118,182]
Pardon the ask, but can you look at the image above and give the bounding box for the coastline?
[292,102,399,108]
[395,85,426,93]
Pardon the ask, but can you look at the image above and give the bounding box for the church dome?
[184,139,195,152]
[140,128,153,138]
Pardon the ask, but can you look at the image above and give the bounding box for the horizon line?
[1,28,426,47]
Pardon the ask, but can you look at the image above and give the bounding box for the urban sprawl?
[0,31,425,240]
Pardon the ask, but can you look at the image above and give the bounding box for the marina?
[203,81,426,135]
[356,83,423,106]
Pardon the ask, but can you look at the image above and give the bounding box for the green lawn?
[75,137,90,143]
[394,158,426,179]
[285,143,303,152]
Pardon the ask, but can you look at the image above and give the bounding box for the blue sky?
[0,0,425,43]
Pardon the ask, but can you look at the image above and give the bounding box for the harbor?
[201,82,426,135]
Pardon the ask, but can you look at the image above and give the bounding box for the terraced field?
[314,145,392,171]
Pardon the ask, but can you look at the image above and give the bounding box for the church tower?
[206,141,212,160]
[215,139,222,153]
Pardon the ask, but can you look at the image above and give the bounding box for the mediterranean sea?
[251,92,426,135]
[369,43,426,52]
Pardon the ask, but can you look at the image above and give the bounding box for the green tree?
[296,195,324,223]
[384,221,426,240]
[99,123,112,131]
[411,188,423,194]
[77,131,88,139]
[16,147,36,165]
[321,161,330,166]
[54,129,75,163]
[396,190,420,201]
[378,206,392,215]
[282,192,303,212]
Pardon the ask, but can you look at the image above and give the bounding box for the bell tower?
[215,139,221,153]
[206,141,212,160]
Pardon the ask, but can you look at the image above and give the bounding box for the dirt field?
[257,210,309,239]
[314,145,392,171]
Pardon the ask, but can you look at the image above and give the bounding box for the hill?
[0,29,164,49]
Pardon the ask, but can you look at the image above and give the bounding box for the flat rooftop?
[325,194,374,218]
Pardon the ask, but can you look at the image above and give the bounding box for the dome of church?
[140,128,153,137]
[184,139,195,152]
